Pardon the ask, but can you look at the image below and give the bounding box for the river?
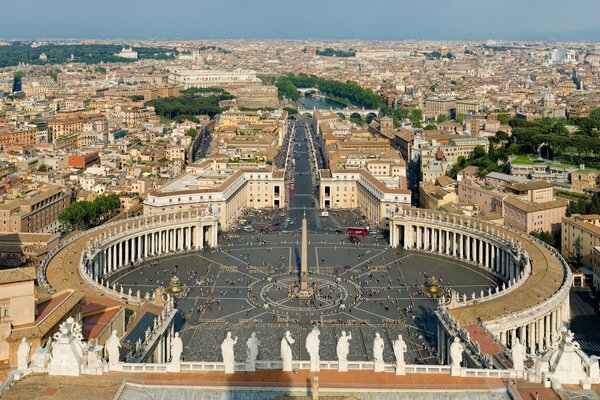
[297,95,345,110]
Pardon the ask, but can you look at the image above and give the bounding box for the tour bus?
[346,227,369,236]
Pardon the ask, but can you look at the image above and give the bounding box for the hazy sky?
[2,0,600,40]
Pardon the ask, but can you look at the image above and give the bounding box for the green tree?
[588,192,600,214]
[186,128,198,139]
[497,114,510,125]
[436,115,447,124]
[410,109,423,128]
[456,113,465,124]
[574,236,583,267]
[424,124,437,130]
[495,130,509,142]
[530,230,556,247]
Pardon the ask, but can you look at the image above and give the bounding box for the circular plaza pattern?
[247,272,362,317]
[102,230,500,363]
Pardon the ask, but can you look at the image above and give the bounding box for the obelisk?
[300,209,309,294]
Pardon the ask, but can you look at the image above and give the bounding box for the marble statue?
[450,337,464,368]
[281,331,295,372]
[106,330,122,366]
[246,332,260,371]
[48,317,85,376]
[31,339,52,369]
[171,332,183,364]
[17,338,30,372]
[511,338,525,372]
[221,332,237,374]
[85,341,103,370]
[336,331,352,372]
[393,334,407,375]
[373,332,385,372]
[305,326,320,372]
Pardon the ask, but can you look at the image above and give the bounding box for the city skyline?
[2,0,600,41]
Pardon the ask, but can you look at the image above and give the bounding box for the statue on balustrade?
[336,330,352,372]
[450,337,464,368]
[171,332,183,364]
[221,331,237,374]
[305,326,320,372]
[246,332,260,364]
[393,334,407,375]
[281,331,295,372]
[106,330,122,366]
[511,337,526,372]
[17,338,30,372]
[373,332,385,372]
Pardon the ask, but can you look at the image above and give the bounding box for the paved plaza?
[108,232,500,364]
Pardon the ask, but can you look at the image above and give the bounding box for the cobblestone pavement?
[108,232,500,364]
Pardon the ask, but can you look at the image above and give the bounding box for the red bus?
[347,227,369,236]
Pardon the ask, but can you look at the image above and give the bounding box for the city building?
[0,185,71,233]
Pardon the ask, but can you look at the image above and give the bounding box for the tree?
[410,109,423,128]
[497,114,510,125]
[185,128,198,139]
[495,130,509,142]
[456,113,465,124]
[530,230,556,247]
[574,236,583,267]
[424,124,437,130]
[588,192,600,214]
[37,164,48,172]
[436,115,447,124]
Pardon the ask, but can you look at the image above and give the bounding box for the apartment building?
[0,126,38,146]
[570,169,600,194]
[561,214,600,272]
[0,185,71,233]
[503,196,567,234]
[167,68,260,89]
[143,159,286,230]
[0,267,36,366]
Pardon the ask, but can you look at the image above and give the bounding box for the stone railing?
[110,359,523,378]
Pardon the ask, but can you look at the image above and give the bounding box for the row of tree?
[268,73,383,109]
[146,91,233,119]
[59,194,121,229]
[0,43,175,68]
[315,48,356,57]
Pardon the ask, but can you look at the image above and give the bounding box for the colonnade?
[389,209,571,357]
[84,215,218,283]
[390,223,518,280]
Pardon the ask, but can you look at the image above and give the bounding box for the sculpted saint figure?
[511,338,525,371]
[171,332,183,364]
[373,332,385,363]
[17,338,30,372]
[393,334,407,374]
[450,337,464,368]
[221,332,238,374]
[246,332,260,363]
[305,326,320,372]
[336,331,352,372]
[281,331,295,372]
[106,330,122,366]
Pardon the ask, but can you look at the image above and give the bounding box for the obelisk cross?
[300,208,308,291]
